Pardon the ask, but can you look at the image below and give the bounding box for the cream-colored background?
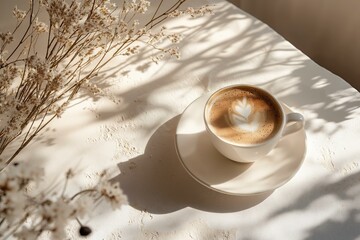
[228,0,360,90]
[1,1,359,239]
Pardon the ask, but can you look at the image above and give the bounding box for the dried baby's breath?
[0,163,126,239]
[0,0,212,238]
[13,6,27,21]
[0,0,212,167]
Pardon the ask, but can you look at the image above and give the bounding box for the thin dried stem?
[0,0,211,168]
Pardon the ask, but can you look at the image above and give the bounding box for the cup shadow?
[176,130,255,186]
[111,115,272,214]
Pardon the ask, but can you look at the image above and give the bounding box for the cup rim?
[203,84,285,148]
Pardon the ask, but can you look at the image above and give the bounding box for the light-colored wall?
[228,0,360,90]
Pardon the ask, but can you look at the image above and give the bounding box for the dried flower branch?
[0,0,212,168]
[0,163,127,239]
[0,0,212,238]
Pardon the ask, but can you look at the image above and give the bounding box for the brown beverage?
[205,86,283,145]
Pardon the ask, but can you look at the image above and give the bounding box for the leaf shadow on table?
[265,169,360,240]
[92,0,359,224]
[111,115,272,214]
[203,41,360,238]
[4,1,358,238]
[82,0,359,141]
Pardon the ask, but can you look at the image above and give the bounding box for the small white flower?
[0,190,28,224]
[168,9,183,17]
[11,162,45,185]
[136,0,150,14]
[40,198,75,239]
[13,6,27,20]
[33,18,48,33]
[97,181,127,210]
[0,32,13,44]
[168,33,182,44]
[166,47,180,59]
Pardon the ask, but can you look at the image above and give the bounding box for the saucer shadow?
[112,115,272,214]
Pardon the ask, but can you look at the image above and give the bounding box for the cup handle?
[282,112,304,136]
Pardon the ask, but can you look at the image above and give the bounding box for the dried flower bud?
[168,33,182,44]
[66,169,74,179]
[33,18,48,33]
[0,32,14,44]
[97,181,127,210]
[13,6,27,20]
[79,226,92,236]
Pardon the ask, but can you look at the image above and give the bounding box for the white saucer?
[175,93,306,196]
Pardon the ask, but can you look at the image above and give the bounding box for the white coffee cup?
[203,85,304,163]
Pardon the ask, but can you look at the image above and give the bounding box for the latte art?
[229,97,265,133]
[206,86,282,145]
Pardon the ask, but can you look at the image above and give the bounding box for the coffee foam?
[229,97,265,132]
[207,86,282,145]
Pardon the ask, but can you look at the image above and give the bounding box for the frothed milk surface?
[207,86,282,145]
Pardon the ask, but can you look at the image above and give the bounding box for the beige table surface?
[1,0,359,239]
